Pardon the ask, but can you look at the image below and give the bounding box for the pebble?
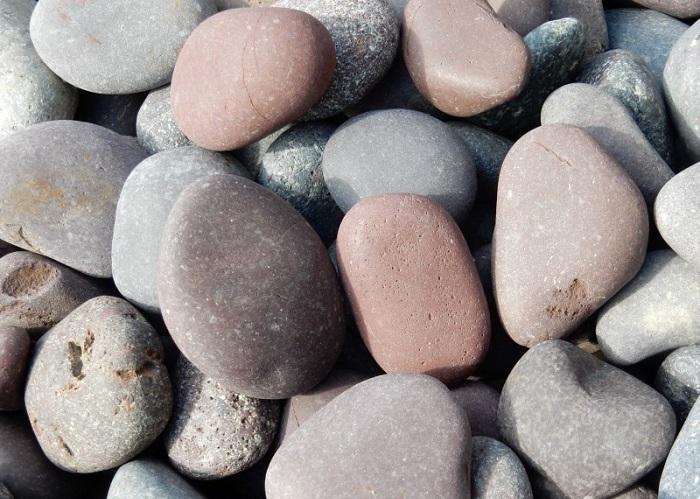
[597,250,700,366]
[499,340,676,499]
[215,0,276,8]
[0,484,10,499]
[266,374,471,498]
[485,0,549,36]
[107,459,206,499]
[322,109,477,223]
[0,251,103,337]
[336,193,490,386]
[0,0,77,139]
[471,436,534,499]
[403,0,530,117]
[74,91,148,137]
[112,146,249,313]
[0,120,148,278]
[492,124,648,347]
[232,126,289,180]
[655,345,700,427]
[659,399,700,499]
[29,0,217,94]
[24,296,172,473]
[627,0,700,20]
[158,174,346,399]
[450,381,500,438]
[165,355,280,480]
[135,85,194,155]
[171,7,335,151]
[0,326,31,411]
[550,0,608,59]
[257,121,344,246]
[273,0,399,120]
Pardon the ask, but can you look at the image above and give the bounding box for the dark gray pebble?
[655,345,700,427]
[0,326,31,411]
[107,459,206,499]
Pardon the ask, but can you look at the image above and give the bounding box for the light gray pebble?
[549,0,607,59]
[655,345,700,427]
[659,399,700,499]
[107,459,206,499]
[472,436,533,499]
[136,85,194,155]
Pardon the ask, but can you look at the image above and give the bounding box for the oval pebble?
[659,399,700,499]
[655,345,700,427]
[107,459,206,499]
[471,436,533,499]
[135,85,194,155]
[0,326,31,411]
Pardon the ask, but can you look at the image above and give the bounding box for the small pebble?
[107,459,206,499]
[0,326,31,411]
[135,85,194,155]
[471,436,533,499]
[655,345,700,427]
[658,398,700,499]
[549,0,608,59]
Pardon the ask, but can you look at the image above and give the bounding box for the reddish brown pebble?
[403,0,530,117]
[336,193,490,386]
[171,7,335,151]
[0,326,31,411]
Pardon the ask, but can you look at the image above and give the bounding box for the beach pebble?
[136,85,194,155]
[626,0,700,20]
[471,436,533,499]
[656,345,700,427]
[107,459,206,499]
[549,0,607,59]
[74,91,147,137]
[486,0,549,36]
[0,326,31,411]
[659,399,700,499]
[451,381,500,438]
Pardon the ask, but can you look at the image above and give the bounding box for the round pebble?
[659,399,700,499]
[471,436,533,499]
[135,85,194,155]
[655,345,700,427]
[107,459,206,499]
[0,326,31,411]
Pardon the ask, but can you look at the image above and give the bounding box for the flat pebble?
[107,459,206,499]
[486,0,549,36]
[74,91,147,137]
[550,0,607,59]
[655,345,700,426]
[159,175,345,399]
[0,326,31,411]
[24,296,172,473]
[136,85,194,155]
[29,0,217,94]
[659,399,700,499]
[450,381,500,438]
[471,436,533,499]
[266,374,471,498]
[597,250,700,365]
[499,340,676,498]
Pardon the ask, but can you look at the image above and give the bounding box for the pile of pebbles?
[1,0,700,497]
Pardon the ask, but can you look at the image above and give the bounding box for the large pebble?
[499,340,676,498]
[403,0,530,117]
[171,8,335,151]
[159,175,345,399]
[486,0,549,36]
[107,459,206,499]
[0,120,148,278]
[322,109,477,223]
[597,250,700,365]
[493,124,648,347]
[112,146,249,313]
[336,193,490,385]
[659,399,700,499]
[29,0,216,94]
[0,326,31,411]
[0,0,77,139]
[24,296,172,473]
[136,85,193,155]
[655,345,700,426]
[266,374,471,498]
[550,0,607,59]
[471,436,533,499]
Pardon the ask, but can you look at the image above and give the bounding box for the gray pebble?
[107,459,206,499]
[655,345,700,427]
[0,326,31,411]
[214,0,276,8]
[0,484,11,499]
[450,381,500,439]
[471,436,533,499]
[659,399,700,499]
[75,91,148,137]
[136,85,194,155]
[231,125,289,179]
[549,0,607,59]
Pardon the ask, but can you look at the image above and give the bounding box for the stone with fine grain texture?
[451,381,500,438]
[0,326,31,411]
[136,85,194,155]
[655,345,700,427]
[486,0,549,36]
[107,459,206,499]
[659,399,700,499]
[493,124,648,347]
[471,436,533,499]
[550,0,607,59]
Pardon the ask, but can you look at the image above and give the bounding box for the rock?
[451,381,500,438]
[29,0,217,94]
[0,120,147,278]
[530,473,657,498]
[215,0,276,8]
[135,85,194,155]
[336,193,490,386]
[0,326,31,411]
[107,459,206,499]
[158,175,345,399]
[0,0,77,139]
[493,124,648,347]
[24,296,172,473]
[74,91,148,137]
[112,146,249,313]
[499,340,676,498]
[257,121,344,246]
[549,0,607,59]
[0,484,10,499]
[597,250,700,365]
[322,109,478,223]
[659,399,700,499]
[656,345,700,427]
[266,374,471,498]
[625,0,700,20]
[273,0,399,120]
[231,126,290,179]
[471,436,533,499]
[171,7,335,151]
[486,0,549,36]
[403,0,530,117]
[0,252,103,337]
[165,355,280,479]
[540,83,674,206]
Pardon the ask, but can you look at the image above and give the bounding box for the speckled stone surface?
[266,374,471,498]
[0,326,31,411]
[626,0,700,20]
[337,194,490,386]
[322,109,477,223]
[499,340,676,499]
[597,250,700,366]
[0,251,102,337]
[171,8,335,151]
[0,0,77,139]
[659,399,700,499]
[486,0,549,36]
[450,381,500,438]
[112,146,249,313]
[29,0,217,94]
[215,0,275,8]
[493,124,648,347]
[549,0,607,59]
[107,459,206,499]
[656,345,700,427]
[257,121,343,246]
[541,83,673,206]
[403,0,530,117]
[274,0,399,120]
[24,296,172,473]
[135,85,194,155]
[158,174,345,399]
[74,91,147,137]
[232,126,289,179]
[471,436,533,499]
[0,120,147,278]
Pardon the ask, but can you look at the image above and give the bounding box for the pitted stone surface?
[0,326,31,411]
[136,85,194,155]
[472,436,533,499]
[107,459,206,499]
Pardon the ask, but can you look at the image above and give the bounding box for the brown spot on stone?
[546,278,592,320]
[115,361,156,382]
[67,341,83,379]
[87,33,102,45]
[1,262,58,297]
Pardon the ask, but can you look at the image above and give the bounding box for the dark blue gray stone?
[107,459,206,499]
[471,436,533,499]
[136,85,194,155]
[549,0,607,59]
[659,399,700,499]
[75,90,148,137]
[655,345,700,427]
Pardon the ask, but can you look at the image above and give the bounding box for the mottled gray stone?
[75,91,148,137]
[266,374,471,498]
[469,18,585,137]
[107,459,206,499]
[29,0,217,94]
[472,436,533,499]
[541,83,674,206]
[273,0,399,119]
[323,109,477,223]
[214,0,275,8]
[550,0,607,59]
[112,146,249,312]
[257,121,344,246]
[597,250,700,365]
[656,345,700,427]
[135,85,194,155]
[24,296,172,473]
[451,381,500,438]
[0,120,147,277]
[0,326,31,411]
[0,0,77,139]
[499,340,676,499]
[232,126,289,179]
[659,399,700,499]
